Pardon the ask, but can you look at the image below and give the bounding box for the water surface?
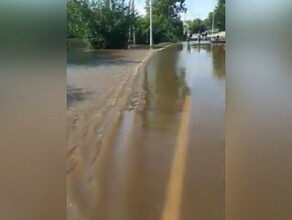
[84,43,225,220]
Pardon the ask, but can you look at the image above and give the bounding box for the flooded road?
[66,49,151,219]
[92,43,225,220]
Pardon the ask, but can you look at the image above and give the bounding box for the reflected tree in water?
[212,45,225,78]
[142,46,190,129]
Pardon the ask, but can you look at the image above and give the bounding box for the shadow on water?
[67,49,141,67]
[67,86,92,107]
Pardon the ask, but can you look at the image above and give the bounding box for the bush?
[67,38,92,50]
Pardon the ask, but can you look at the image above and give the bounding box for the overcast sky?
[136,0,218,20]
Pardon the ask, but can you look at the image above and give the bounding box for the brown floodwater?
[88,43,226,220]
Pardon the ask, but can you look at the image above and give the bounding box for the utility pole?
[128,0,136,46]
[212,11,215,35]
[132,0,136,45]
[128,0,132,45]
[183,13,186,36]
[149,0,153,48]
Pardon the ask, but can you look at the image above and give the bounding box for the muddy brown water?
[93,44,225,220]
[68,44,225,220]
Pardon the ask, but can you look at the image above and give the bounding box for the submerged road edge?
[160,95,190,220]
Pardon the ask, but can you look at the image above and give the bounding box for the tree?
[142,0,186,43]
[203,12,214,30]
[67,0,133,49]
[91,0,132,48]
[67,0,188,48]
[187,18,207,34]
[136,16,150,44]
[67,0,92,39]
[214,0,225,31]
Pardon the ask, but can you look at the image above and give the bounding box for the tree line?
[136,0,186,45]
[67,0,133,48]
[67,0,225,49]
[67,0,186,49]
[186,0,225,35]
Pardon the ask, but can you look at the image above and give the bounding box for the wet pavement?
[66,49,152,219]
[91,43,226,220]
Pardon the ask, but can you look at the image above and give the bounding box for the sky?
[135,0,218,20]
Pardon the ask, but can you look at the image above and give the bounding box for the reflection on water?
[89,43,226,220]
[190,44,225,78]
[142,45,190,129]
[211,45,226,78]
[142,43,225,129]
[140,43,225,219]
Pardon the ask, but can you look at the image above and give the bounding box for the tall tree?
[67,0,189,48]
[143,0,187,43]
[67,0,132,48]
[67,0,92,39]
[214,0,225,31]
[187,18,207,34]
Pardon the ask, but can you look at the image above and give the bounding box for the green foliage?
[151,0,186,43]
[90,0,132,48]
[67,0,132,49]
[136,16,150,44]
[67,0,224,48]
[187,0,225,34]
[214,0,225,31]
[204,12,214,30]
[67,38,92,49]
[136,0,186,44]
[187,19,207,34]
[67,0,92,39]
[67,0,189,48]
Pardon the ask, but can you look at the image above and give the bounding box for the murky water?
[66,49,151,220]
[92,43,226,220]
